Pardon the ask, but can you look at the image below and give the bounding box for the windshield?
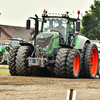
[42,17,67,42]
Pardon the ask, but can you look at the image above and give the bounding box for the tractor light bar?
[43,9,63,16]
[48,13,62,16]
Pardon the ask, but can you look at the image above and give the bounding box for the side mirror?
[76,22,80,31]
[26,20,31,29]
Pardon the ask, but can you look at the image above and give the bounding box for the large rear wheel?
[84,43,98,78]
[98,59,100,78]
[16,46,33,76]
[99,65,100,78]
[79,43,89,78]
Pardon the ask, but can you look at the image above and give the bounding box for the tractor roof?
[42,9,79,21]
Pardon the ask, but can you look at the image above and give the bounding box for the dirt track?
[0,67,100,100]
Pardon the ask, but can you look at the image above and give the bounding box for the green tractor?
[0,41,10,64]
[0,38,25,65]
[0,46,8,64]
[9,10,99,78]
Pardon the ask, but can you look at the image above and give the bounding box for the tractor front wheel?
[9,46,19,76]
[16,46,33,76]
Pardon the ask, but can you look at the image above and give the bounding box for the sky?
[0,0,94,27]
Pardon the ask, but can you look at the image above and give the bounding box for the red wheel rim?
[90,48,98,75]
[27,67,31,71]
[73,54,79,75]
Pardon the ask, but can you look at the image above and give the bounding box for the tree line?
[81,0,100,40]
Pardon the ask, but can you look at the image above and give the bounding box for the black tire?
[99,65,100,78]
[79,43,89,78]
[16,46,33,76]
[54,48,69,78]
[8,46,19,76]
[83,43,99,78]
[97,65,99,76]
[99,61,100,78]
[66,49,80,78]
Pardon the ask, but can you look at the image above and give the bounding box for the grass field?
[0,71,9,74]
[0,65,9,68]
[0,65,9,74]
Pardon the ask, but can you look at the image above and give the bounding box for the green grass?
[0,65,9,74]
[0,71,9,74]
[0,65,9,68]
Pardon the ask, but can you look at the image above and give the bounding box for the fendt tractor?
[8,9,99,78]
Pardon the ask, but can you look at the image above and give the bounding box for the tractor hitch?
[27,57,47,67]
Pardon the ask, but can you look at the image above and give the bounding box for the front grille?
[36,33,54,48]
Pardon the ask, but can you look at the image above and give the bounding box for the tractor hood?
[36,32,59,39]
[36,32,59,52]
[0,47,5,54]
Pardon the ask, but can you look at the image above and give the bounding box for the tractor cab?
[26,9,80,49]
[38,9,80,49]
[41,17,67,45]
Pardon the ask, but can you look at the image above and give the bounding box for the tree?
[81,0,100,40]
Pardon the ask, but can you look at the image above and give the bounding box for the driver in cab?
[56,20,65,35]
[56,20,65,44]
[47,20,56,31]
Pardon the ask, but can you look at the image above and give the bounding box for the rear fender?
[74,35,90,50]
[20,43,34,51]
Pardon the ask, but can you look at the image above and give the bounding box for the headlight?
[43,45,49,50]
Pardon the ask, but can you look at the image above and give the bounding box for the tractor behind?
[0,38,25,64]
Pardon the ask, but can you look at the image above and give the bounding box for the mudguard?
[19,42,35,53]
[74,35,90,49]
[20,42,34,48]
